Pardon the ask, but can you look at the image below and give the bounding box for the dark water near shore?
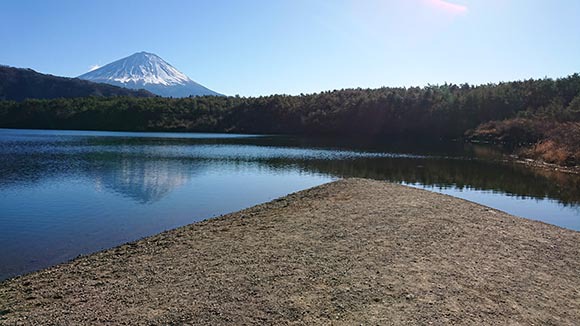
[1,128,579,281]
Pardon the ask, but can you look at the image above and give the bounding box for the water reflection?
[282,157,580,206]
[93,159,197,204]
[0,128,579,281]
[2,132,578,206]
[1,129,580,206]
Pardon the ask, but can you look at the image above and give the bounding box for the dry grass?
[470,119,580,166]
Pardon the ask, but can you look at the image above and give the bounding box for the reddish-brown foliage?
[470,119,580,166]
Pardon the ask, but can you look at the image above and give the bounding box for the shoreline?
[509,156,580,175]
[467,139,580,175]
[1,179,579,324]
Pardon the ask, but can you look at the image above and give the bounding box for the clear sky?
[1,0,579,96]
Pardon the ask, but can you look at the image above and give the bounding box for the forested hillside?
[1,74,579,165]
[0,66,155,101]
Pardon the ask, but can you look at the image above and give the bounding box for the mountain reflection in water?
[93,159,195,204]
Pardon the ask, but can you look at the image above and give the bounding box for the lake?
[1,128,579,281]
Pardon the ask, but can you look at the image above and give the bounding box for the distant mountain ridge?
[78,52,221,97]
[0,66,154,101]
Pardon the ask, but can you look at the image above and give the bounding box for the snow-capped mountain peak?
[78,52,221,97]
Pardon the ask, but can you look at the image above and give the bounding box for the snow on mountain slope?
[78,52,222,97]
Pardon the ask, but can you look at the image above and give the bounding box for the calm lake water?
[1,128,579,281]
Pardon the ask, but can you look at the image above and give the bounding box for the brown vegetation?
[469,119,580,166]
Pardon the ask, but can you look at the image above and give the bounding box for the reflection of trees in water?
[83,134,511,160]
[255,157,580,206]
[1,134,579,206]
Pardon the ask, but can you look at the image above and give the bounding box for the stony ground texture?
[1,179,579,325]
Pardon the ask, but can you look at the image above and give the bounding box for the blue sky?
[1,0,579,96]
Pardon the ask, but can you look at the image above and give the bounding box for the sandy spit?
[1,179,579,325]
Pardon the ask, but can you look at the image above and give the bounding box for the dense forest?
[0,66,154,101]
[1,73,579,166]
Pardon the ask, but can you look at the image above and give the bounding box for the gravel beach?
[1,178,579,325]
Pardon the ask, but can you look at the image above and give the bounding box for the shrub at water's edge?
[468,119,580,166]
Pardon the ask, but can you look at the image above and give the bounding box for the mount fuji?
[78,52,222,97]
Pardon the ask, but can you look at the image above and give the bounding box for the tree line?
[1,73,579,164]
